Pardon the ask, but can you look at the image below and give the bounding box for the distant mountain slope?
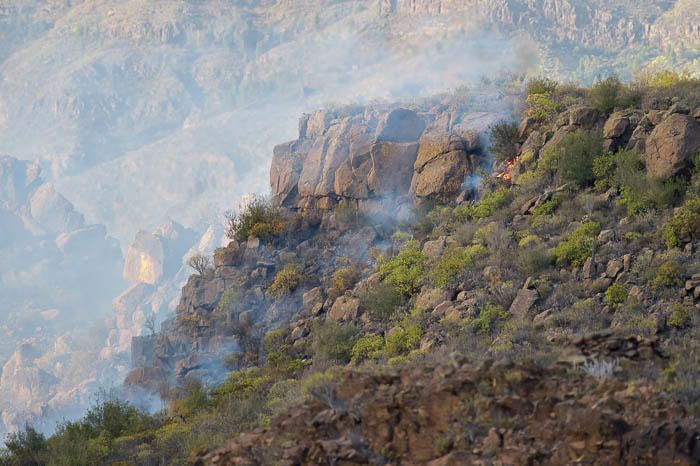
[1,0,698,245]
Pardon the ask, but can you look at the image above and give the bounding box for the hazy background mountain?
[0,0,698,436]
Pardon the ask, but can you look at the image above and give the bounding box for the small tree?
[225,195,283,242]
[489,120,519,163]
[187,253,213,276]
[3,424,47,465]
[589,75,622,115]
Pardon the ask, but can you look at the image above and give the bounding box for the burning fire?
[496,155,520,182]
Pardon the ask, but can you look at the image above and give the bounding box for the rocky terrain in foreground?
[207,334,698,465]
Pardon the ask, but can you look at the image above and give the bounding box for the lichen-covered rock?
[367,141,419,196]
[645,114,700,178]
[509,288,538,317]
[207,334,697,466]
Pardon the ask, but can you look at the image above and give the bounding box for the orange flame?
[495,155,520,182]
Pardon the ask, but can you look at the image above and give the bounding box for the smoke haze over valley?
[1,0,699,446]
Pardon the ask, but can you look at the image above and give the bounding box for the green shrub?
[489,120,519,163]
[662,196,700,248]
[652,261,684,288]
[589,75,622,115]
[27,398,161,466]
[263,329,287,352]
[378,240,427,296]
[526,93,561,122]
[175,379,211,417]
[637,70,699,88]
[431,245,487,288]
[471,188,514,219]
[331,266,359,295]
[532,197,560,216]
[3,425,47,465]
[518,234,541,248]
[225,195,284,242]
[262,329,303,372]
[612,149,686,216]
[268,264,302,299]
[301,370,338,395]
[472,304,508,335]
[214,368,272,398]
[551,221,601,267]
[359,282,403,321]
[384,322,422,356]
[592,152,615,190]
[547,130,604,187]
[604,284,628,309]
[312,321,358,363]
[526,77,558,96]
[351,335,384,363]
[668,303,692,329]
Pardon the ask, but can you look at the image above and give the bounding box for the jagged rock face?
[645,114,700,178]
[389,0,699,51]
[271,95,507,212]
[28,184,85,234]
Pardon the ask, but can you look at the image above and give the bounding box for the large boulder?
[645,114,700,178]
[411,131,479,201]
[28,183,85,234]
[328,296,360,321]
[603,110,643,152]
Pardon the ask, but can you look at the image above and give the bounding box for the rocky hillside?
[208,335,698,465]
[5,74,698,464]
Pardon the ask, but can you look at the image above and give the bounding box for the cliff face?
[271,91,512,215]
[386,0,697,51]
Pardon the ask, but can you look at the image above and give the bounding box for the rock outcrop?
[271,94,506,215]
